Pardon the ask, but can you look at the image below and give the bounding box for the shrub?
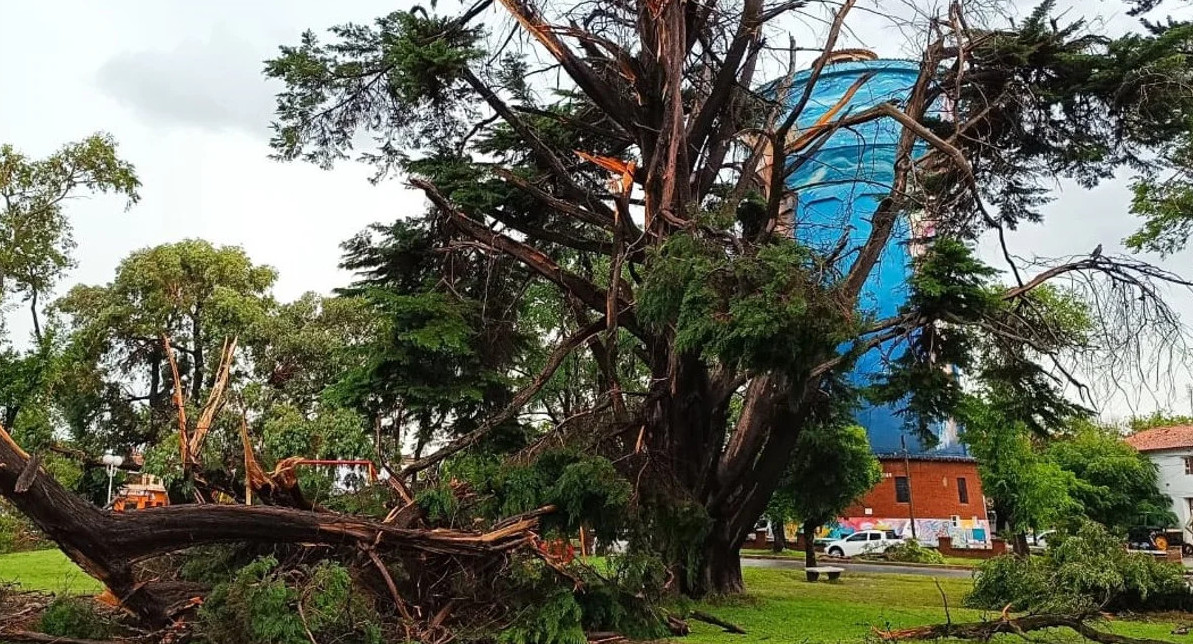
[0,504,49,554]
[883,539,946,564]
[39,597,115,639]
[967,520,1190,614]
[196,556,382,644]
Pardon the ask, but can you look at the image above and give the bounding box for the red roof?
[1125,425,1193,452]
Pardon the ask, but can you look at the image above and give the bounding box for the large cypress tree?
[0,1,1191,636]
[259,0,1193,594]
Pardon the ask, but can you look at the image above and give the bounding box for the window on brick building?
[895,476,910,503]
[957,477,969,504]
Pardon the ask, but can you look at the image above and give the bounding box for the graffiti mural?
[817,516,991,548]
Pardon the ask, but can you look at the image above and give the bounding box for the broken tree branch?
[877,614,1171,644]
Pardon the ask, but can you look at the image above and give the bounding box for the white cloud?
[95,26,277,137]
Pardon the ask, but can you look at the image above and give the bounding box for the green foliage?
[245,293,381,413]
[868,239,994,436]
[0,133,139,308]
[962,399,1082,535]
[260,404,373,464]
[639,233,850,373]
[0,499,54,554]
[197,556,381,644]
[943,6,1193,231]
[1126,162,1193,257]
[967,521,1189,614]
[415,482,460,523]
[435,450,632,544]
[868,239,1085,439]
[882,540,946,565]
[1129,411,1193,432]
[1046,423,1175,530]
[178,545,259,586]
[499,561,587,644]
[769,424,881,531]
[266,9,484,175]
[56,239,277,451]
[496,556,670,644]
[39,597,116,640]
[332,218,532,456]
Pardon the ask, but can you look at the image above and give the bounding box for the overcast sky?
[1,0,1191,419]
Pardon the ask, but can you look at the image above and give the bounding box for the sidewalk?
[740,551,976,572]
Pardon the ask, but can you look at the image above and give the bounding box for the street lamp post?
[100,454,123,506]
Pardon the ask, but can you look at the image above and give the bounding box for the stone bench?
[805,566,844,581]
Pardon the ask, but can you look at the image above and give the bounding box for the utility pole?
[902,434,917,540]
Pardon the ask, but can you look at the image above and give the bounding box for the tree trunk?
[0,424,540,627]
[190,308,203,403]
[803,521,819,580]
[687,531,744,596]
[770,514,787,552]
[654,367,817,597]
[1013,531,1030,556]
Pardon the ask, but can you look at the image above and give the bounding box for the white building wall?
[1145,448,1193,539]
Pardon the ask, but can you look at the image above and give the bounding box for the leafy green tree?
[767,424,881,576]
[261,0,1193,595]
[962,397,1082,554]
[1047,423,1175,530]
[244,292,380,414]
[56,239,276,451]
[0,134,138,439]
[1128,411,1193,432]
[0,134,139,338]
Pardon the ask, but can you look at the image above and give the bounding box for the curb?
[740,554,976,571]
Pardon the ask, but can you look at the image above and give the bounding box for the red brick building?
[834,454,991,547]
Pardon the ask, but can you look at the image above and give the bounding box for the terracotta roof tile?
[1125,425,1193,452]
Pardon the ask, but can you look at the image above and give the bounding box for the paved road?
[741,556,974,578]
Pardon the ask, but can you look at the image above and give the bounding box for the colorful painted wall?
[784,58,964,455]
[838,456,991,546]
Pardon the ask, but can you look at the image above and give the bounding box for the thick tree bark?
[1013,532,1030,556]
[803,521,819,580]
[190,307,203,403]
[0,425,540,627]
[692,531,745,596]
[770,514,787,552]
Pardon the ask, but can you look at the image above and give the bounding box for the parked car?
[1027,530,1054,554]
[824,530,903,558]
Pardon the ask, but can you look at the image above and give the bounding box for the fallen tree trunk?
[0,425,539,627]
[877,614,1172,644]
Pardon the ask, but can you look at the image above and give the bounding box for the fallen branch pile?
[0,421,550,640]
[877,614,1173,644]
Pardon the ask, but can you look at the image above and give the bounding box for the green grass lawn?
[0,549,1188,642]
[681,568,1189,643]
[0,549,102,595]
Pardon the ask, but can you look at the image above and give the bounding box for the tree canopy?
[1,0,1192,640]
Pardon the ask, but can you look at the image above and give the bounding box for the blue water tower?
[784,53,961,455]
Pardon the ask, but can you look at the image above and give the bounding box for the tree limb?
[398,316,609,478]
[877,614,1172,644]
[413,178,637,330]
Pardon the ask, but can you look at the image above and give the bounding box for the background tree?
[259,0,1193,595]
[0,134,138,435]
[1046,423,1175,531]
[963,396,1082,554]
[767,423,881,578]
[56,239,276,452]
